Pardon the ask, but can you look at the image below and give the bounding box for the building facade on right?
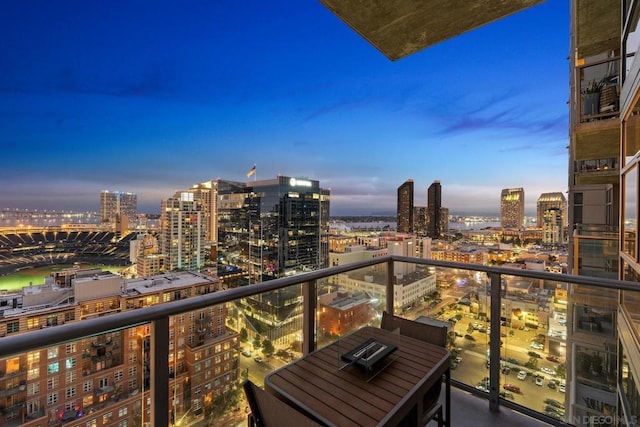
[567,0,640,425]
[500,188,524,229]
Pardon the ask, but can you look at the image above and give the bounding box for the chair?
[381,311,447,426]
[381,311,448,347]
[242,380,323,427]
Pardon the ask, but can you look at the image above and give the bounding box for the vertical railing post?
[151,317,170,427]
[386,258,395,315]
[489,272,502,413]
[302,280,317,356]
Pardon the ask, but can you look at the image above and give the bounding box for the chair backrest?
[380,311,448,347]
[243,380,322,427]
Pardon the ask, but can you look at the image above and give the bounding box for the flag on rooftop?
[247,164,256,178]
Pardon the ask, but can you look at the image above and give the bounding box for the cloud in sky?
[0,1,569,216]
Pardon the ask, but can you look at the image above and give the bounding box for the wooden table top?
[265,326,450,427]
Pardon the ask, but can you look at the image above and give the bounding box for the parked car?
[541,367,556,376]
[516,370,528,380]
[547,380,557,390]
[530,342,544,350]
[254,356,264,363]
[544,398,563,409]
[558,383,566,393]
[544,408,563,420]
[535,376,544,386]
[464,334,476,341]
[527,351,542,358]
[502,384,521,393]
[501,367,511,375]
[241,349,252,357]
[546,355,560,363]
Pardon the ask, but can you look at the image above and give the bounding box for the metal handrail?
[0,254,636,426]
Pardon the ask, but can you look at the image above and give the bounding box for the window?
[85,419,97,427]
[66,357,77,369]
[128,366,137,376]
[27,399,40,415]
[118,421,128,427]
[118,406,127,417]
[47,392,58,405]
[83,381,92,393]
[47,377,58,390]
[64,311,75,322]
[48,346,59,359]
[103,412,113,424]
[66,343,77,354]
[66,387,76,398]
[27,317,39,330]
[28,382,40,396]
[48,362,59,374]
[7,320,19,334]
[114,370,123,382]
[28,366,39,380]
[99,377,108,389]
[95,302,104,312]
[128,379,137,390]
[66,371,77,384]
[46,315,58,326]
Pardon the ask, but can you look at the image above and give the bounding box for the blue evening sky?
[1,1,568,216]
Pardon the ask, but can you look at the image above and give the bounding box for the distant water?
[449,221,501,230]
[331,220,502,232]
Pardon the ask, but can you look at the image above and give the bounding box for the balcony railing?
[0,255,639,426]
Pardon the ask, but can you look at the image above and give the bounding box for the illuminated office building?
[216,176,330,281]
[500,188,524,229]
[397,179,414,234]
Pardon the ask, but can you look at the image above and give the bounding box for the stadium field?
[0,264,125,293]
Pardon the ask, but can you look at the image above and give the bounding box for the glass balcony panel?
[316,264,388,349]
[579,59,620,122]
[7,256,640,426]
[0,326,146,427]
[622,101,640,165]
[623,165,638,258]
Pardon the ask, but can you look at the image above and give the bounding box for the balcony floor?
[428,387,552,427]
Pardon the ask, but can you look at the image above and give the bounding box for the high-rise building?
[397,179,414,234]
[190,180,218,243]
[217,176,330,281]
[500,188,524,229]
[413,206,427,236]
[427,180,442,237]
[440,207,449,234]
[536,192,567,228]
[100,190,137,225]
[542,208,563,245]
[160,191,206,271]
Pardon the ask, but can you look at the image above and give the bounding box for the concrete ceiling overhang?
[319,0,546,61]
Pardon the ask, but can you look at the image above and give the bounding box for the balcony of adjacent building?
[3,255,640,427]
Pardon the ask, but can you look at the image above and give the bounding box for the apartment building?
[0,270,237,427]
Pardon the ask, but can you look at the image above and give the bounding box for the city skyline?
[1,1,568,215]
